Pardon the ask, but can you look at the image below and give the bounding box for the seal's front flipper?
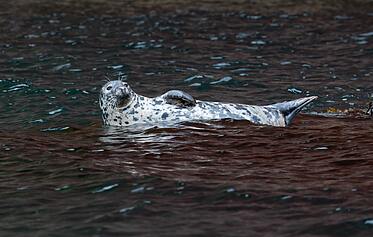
[162,90,196,107]
[269,96,318,126]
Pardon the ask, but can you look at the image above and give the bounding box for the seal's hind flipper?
[269,96,318,126]
[162,90,196,107]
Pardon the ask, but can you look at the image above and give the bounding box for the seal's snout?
[108,81,132,108]
[114,86,128,97]
[105,80,129,97]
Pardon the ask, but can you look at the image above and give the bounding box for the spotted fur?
[99,80,317,127]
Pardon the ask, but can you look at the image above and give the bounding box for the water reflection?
[100,125,178,146]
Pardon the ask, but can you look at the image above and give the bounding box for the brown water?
[1,1,373,236]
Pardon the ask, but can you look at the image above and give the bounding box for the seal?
[99,80,317,127]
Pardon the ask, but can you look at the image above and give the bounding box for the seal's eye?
[106,86,112,91]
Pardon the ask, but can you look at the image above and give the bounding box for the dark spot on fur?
[252,115,261,124]
[161,112,169,120]
[264,110,272,120]
[235,104,245,110]
[125,121,129,124]
[154,100,162,105]
[208,103,220,111]
[274,111,280,120]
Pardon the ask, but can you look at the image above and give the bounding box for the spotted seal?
[99,80,317,127]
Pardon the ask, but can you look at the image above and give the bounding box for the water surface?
[1,1,373,236]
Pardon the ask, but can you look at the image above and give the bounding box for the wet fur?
[99,80,315,127]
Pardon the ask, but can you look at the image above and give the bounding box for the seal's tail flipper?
[269,96,318,126]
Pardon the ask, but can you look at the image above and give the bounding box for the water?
[1,1,373,236]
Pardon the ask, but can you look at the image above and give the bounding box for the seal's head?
[99,80,135,123]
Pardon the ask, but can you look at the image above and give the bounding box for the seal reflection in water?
[99,80,317,127]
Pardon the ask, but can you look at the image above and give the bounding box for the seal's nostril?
[115,87,127,96]
[122,87,129,93]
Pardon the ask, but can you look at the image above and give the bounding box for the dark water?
[1,1,373,236]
